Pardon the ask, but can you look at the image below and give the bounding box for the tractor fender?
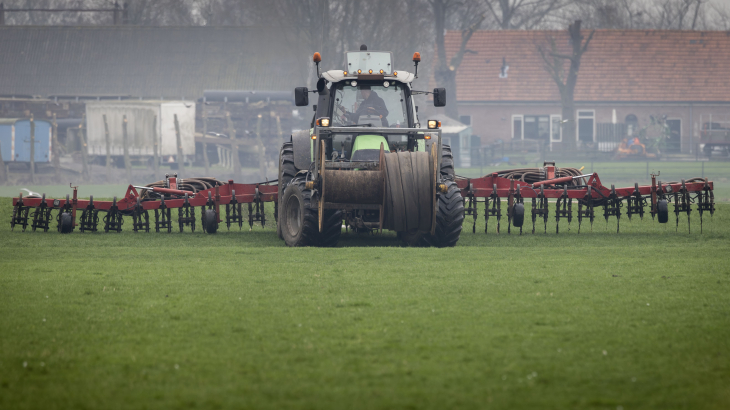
[292,129,313,170]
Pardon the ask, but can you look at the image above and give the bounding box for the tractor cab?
[294,49,445,163]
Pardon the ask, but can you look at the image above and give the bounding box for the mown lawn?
[0,194,729,409]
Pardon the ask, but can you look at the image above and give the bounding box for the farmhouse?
[442,29,730,155]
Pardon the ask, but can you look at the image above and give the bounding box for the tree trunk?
[52,114,60,183]
[174,114,185,175]
[561,97,576,150]
[30,114,36,184]
[103,114,112,182]
[123,115,132,183]
[538,21,594,152]
[0,130,6,184]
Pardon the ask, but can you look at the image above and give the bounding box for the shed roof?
[0,26,307,99]
[441,29,730,103]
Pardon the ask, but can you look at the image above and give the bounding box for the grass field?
[1,186,729,410]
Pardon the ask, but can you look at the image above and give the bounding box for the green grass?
[1,196,729,410]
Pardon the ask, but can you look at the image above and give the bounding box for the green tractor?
[277,46,464,247]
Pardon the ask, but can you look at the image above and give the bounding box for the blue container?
[0,119,52,163]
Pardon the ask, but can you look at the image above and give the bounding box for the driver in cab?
[345,85,389,126]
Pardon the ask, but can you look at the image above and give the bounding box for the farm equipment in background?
[457,161,715,234]
[700,115,730,157]
[10,174,277,234]
[614,137,659,160]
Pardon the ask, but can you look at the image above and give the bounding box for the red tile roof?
[440,29,730,102]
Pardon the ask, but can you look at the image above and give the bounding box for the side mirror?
[294,87,309,106]
[433,88,446,107]
[316,78,327,94]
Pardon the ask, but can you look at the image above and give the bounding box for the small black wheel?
[512,203,525,228]
[657,199,669,223]
[204,209,218,233]
[60,212,73,234]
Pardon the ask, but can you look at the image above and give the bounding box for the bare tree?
[537,20,594,149]
[1,0,199,25]
[483,0,566,29]
[560,0,649,29]
[708,1,730,30]
[430,0,485,119]
[124,0,197,25]
[0,142,6,184]
[564,0,726,30]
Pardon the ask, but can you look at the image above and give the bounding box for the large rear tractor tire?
[280,179,342,247]
[422,181,464,247]
[277,142,298,240]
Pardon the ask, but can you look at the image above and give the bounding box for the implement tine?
[697,178,715,234]
[485,183,500,234]
[11,192,30,232]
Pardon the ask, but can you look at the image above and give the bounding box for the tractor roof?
[322,70,415,84]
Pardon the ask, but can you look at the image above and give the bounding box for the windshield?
[331,82,409,128]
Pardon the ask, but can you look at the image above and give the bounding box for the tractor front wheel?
[280,179,342,247]
[422,181,464,247]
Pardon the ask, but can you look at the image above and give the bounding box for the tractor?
[276,46,464,247]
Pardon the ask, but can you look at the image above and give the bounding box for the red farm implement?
[456,162,715,234]
[9,162,716,237]
[10,175,278,234]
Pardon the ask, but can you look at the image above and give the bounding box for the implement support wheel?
[204,209,218,234]
[657,199,669,224]
[512,203,525,228]
[60,212,73,234]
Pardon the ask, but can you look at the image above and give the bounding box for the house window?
[512,115,523,139]
[625,114,638,137]
[550,115,562,141]
[459,115,471,126]
[524,115,550,141]
[577,110,595,143]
